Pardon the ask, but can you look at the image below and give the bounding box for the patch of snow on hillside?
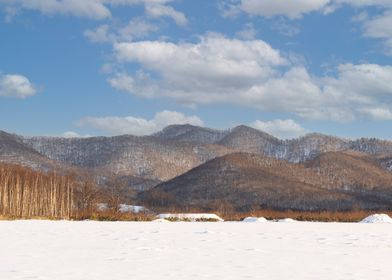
[360,214,392,224]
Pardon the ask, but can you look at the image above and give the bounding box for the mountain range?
[2,124,392,211]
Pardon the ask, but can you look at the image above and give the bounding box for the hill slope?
[0,131,56,170]
[305,151,392,191]
[140,153,392,211]
[22,134,233,181]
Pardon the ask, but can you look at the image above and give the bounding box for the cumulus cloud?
[246,63,392,121]
[108,71,159,98]
[250,119,309,139]
[108,34,392,122]
[224,0,392,21]
[84,18,158,43]
[233,0,331,19]
[0,74,36,98]
[145,2,187,26]
[217,0,392,58]
[78,110,204,136]
[112,33,287,103]
[1,0,187,24]
[84,25,114,43]
[0,0,112,20]
[119,17,159,39]
[104,0,187,26]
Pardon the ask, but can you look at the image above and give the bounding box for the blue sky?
[1,0,392,140]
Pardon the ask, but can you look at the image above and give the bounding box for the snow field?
[1,220,392,280]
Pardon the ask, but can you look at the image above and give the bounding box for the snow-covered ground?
[1,220,392,280]
[157,213,224,221]
[360,213,392,223]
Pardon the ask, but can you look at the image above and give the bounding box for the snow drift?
[118,204,146,213]
[360,214,392,224]
[157,213,224,222]
[242,217,268,223]
[277,218,297,223]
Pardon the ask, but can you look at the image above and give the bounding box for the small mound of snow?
[96,203,147,213]
[157,213,224,222]
[242,217,268,223]
[152,218,170,223]
[360,214,392,224]
[96,203,108,211]
[277,218,297,223]
[119,204,146,213]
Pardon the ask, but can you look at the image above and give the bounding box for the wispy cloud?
[78,110,203,136]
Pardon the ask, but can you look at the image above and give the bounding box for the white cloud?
[84,24,114,43]
[145,3,187,26]
[101,0,174,5]
[236,0,331,19]
[225,0,392,20]
[334,0,392,8]
[108,71,159,98]
[1,0,187,24]
[103,0,187,26]
[362,10,392,55]
[0,74,36,98]
[250,119,309,139]
[1,0,112,20]
[78,110,204,136]
[113,33,287,104]
[220,0,392,58]
[84,18,158,43]
[61,131,91,138]
[109,34,392,122]
[119,17,159,39]
[360,107,392,121]
[235,23,257,40]
[321,2,392,56]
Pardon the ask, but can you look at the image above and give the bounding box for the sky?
[1,0,392,140]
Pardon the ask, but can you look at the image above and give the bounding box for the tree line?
[0,164,78,218]
[0,163,141,219]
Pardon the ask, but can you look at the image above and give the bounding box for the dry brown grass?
[71,210,155,222]
[0,211,155,222]
[2,209,392,223]
[219,210,392,222]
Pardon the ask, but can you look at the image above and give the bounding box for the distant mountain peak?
[154,124,228,144]
[230,125,278,139]
[156,123,222,135]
